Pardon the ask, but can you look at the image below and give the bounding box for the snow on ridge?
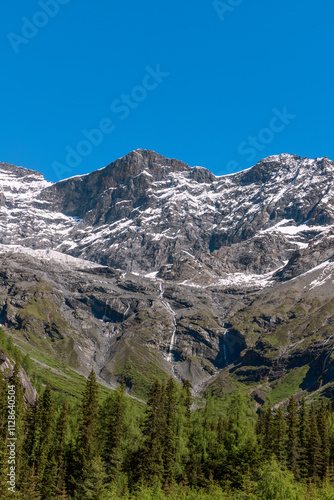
[261,219,334,236]
[293,259,334,290]
[0,244,102,269]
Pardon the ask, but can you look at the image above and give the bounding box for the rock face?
[1,150,334,400]
[0,350,37,404]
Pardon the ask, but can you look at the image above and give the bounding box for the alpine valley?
[2,148,334,405]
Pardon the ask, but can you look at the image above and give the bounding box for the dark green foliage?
[73,456,107,500]
[308,404,322,481]
[182,380,192,421]
[263,407,274,458]
[102,382,127,478]
[140,380,166,485]
[298,396,309,480]
[73,369,99,489]
[286,396,299,478]
[317,399,330,479]
[53,401,69,499]
[3,366,334,498]
[273,407,287,464]
[163,377,178,482]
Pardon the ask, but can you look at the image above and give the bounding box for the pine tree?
[255,409,265,436]
[273,407,286,464]
[317,399,330,479]
[73,456,107,500]
[263,407,274,458]
[298,396,309,480]
[19,385,55,498]
[37,385,55,475]
[20,464,41,500]
[74,370,99,486]
[182,380,192,422]
[141,380,166,485]
[286,396,299,478]
[222,391,259,488]
[163,377,178,483]
[103,381,127,479]
[20,400,38,486]
[53,401,69,499]
[308,404,322,481]
[186,423,202,487]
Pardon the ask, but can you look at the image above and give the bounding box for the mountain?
[1,150,334,403]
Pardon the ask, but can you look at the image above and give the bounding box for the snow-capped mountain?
[2,150,334,401]
[0,162,79,248]
[2,149,334,279]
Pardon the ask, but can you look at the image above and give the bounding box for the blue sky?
[1,0,334,182]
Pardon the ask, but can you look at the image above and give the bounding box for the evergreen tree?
[298,396,309,480]
[141,380,166,485]
[273,407,287,464]
[263,407,274,458]
[20,400,38,483]
[37,385,55,473]
[222,391,259,488]
[317,399,330,479]
[182,380,192,422]
[286,396,299,478]
[53,401,69,499]
[103,381,127,479]
[19,385,55,498]
[20,464,41,500]
[73,456,107,500]
[73,370,99,488]
[163,377,178,483]
[255,409,265,436]
[308,404,322,481]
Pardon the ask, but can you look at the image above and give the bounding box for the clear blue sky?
[1,0,334,181]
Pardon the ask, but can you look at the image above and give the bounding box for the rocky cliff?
[1,150,334,402]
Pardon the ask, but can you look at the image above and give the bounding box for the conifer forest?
[2,355,334,499]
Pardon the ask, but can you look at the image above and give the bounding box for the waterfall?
[103,298,110,322]
[159,281,177,362]
[167,324,177,362]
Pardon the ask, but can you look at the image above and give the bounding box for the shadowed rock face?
[2,150,334,399]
